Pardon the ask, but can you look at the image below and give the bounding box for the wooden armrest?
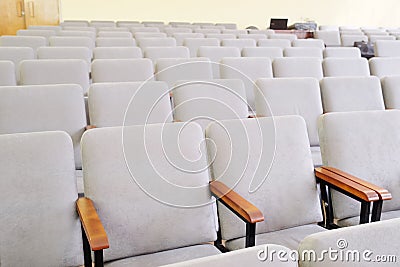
[86,125,97,130]
[322,167,392,201]
[77,197,109,251]
[247,115,256,118]
[210,181,264,224]
[315,167,379,202]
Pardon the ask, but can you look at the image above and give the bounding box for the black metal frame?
[81,224,104,267]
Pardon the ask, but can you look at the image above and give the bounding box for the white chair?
[57,30,96,40]
[17,29,56,41]
[61,20,89,27]
[183,38,220,57]
[221,29,247,37]
[314,31,341,46]
[61,26,97,34]
[173,33,204,46]
[254,77,323,166]
[205,34,236,41]
[95,37,136,47]
[381,75,400,109]
[155,58,213,87]
[49,36,95,50]
[0,61,17,86]
[137,37,177,49]
[241,47,283,59]
[172,79,248,130]
[97,31,133,38]
[369,57,400,78]
[216,23,237,30]
[369,35,396,43]
[194,29,221,34]
[0,36,47,57]
[320,76,385,112]
[283,47,323,58]
[134,32,168,39]
[37,47,92,72]
[323,47,361,58]
[257,39,291,49]
[91,58,154,83]
[28,25,62,33]
[269,34,297,41]
[319,25,339,31]
[20,59,90,95]
[88,81,172,127]
[341,35,368,46]
[90,21,116,28]
[197,46,241,78]
[130,27,160,33]
[97,27,129,32]
[238,34,267,41]
[272,58,324,80]
[292,39,325,49]
[0,47,34,84]
[144,46,190,64]
[374,40,400,57]
[164,27,192,36]
[322,58,370,77]
[93,47,143,59]
[221,39,257,50]
[220,57,273,110]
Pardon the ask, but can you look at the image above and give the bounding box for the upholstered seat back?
[0,131,83,266]
[272,57,323,80]
[81,123,218,262]
[206,116,323,241]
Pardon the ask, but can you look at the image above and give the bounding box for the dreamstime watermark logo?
[257,239,397,263]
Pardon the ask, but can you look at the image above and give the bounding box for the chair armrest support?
[85,125,97,131]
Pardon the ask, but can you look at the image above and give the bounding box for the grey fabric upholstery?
[269,34,297,41]
[320,76,385,112]
[272,58,323,80]
[172,33,204,46]
[284,47,323,59]
[0,47,34,83]
[37,47,92,72]
[57,30,96,40]
[314,31,341,46]
[369,57,400,78]
[341,35,368,47]
[322,58,370,77]
[318,110,400,225]
[93,47,143,59]
[0,35,47,57]
[221,38,257,50]
[374,40,400,57]
[197,46,241,78]
[0,131,83,266]
[20,59,90,95]
[182,38,220,57]
[206,116,324,250]
[162,244,297,267]
[323,47,361,58]
[257,39,291,48]
[88,81,172,127]
[381,75,400,109]
[292,39,325,49]
[17,29,56,40]
[0,84,86,169]
[91,58,154,83]
[97,31,133,38]
[0,60,16,86]
[299,218,400,266]
[173,79,248,130]
[137,37,176,49]
[220,57,273,110]
[242,47,283,59]
[95,37,137,47]
[49,36,95,50]
[81,123,218,263]
[144,46,190,63]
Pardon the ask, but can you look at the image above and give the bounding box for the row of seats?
[3,109,400,266]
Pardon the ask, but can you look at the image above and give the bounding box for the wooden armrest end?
[77,197,109,251]
[210,181,264,224]
[86,125,97,130]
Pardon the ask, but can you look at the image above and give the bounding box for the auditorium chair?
[93,47,143,59]
[97,31,133,38]
[0,61,17,86]
[205,33,236,41]
[130,26,160,33]
[238,33,267,41]
[216,23,238,29]
[0,47,34,84]
[318,110,397,227]
[374,40,400,57]
[320,76,385,113]
[49,36,95,50]
[254,77,323,166]
[37,47,92,72]
[20,59,90,95]
[369,57,400,78]
[0,36,47,57]
[220,57,273,110]
[97,27,130,32]
[58,30,97,40]
[134,32,168,39]
[61,26,97,34]
[60,20,90,27]
[183,37,220,57]
[164,27,192,36]
[137,37,177,49]
[340,35,368,47]
[221,29,247,37]
[17,29,56,41]
[322,58,370,77]
[172,79,248,130]
[194,28,222,34]
[80,122,222,266]
[172,32,204,46]
[314,30,341,46]
[248,29,275,35]
[89,21,116,28]
[319,25,339,31]
[144,46,190,64]
[221,38,257,50]
[323,47,361,58]
[95,37,137,47]
[369,35,396,43]
[292,39,325,49]
[269,33,297,41]
[91,58,154,83]
[283,47,323,59]
[28,25,62,33]
[197,46,241,77]
[381,75,400,109]
[88,81,172,127]
[257,39,291,48]
[241,47,283,59]
[272,58,324,80]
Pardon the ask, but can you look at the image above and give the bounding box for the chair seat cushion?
[104,244,221,267]
[337,209,400,227]
[225,224,326,251]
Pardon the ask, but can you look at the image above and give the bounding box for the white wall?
[60,0,400,29]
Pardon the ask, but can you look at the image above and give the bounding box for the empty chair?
[97,31,133,38]
[292,39,325,49]
[57,30,96,40]
[142,21,164,26]
[134,32,168,39]
[144,46,190,64]
[319,25,339,31]
[269,34,297,41]
[172,79,248,130]
[80,122,221,266]
[0,47,34,83]
[173,33,204,46]
[61,26,97,33]
[318,110,400,226]
[320,76,385,112]
[241,47,283,59]
[322,58,370,77]
[95,37,136,47]
[314,31,341,46]
[91,58,154,83]
[216,23,237,29]
[137,37,177,49]
[17,29,56,40]
[193,22,214,27]
[0,61,17,86]
[97,27,129,32]
[369,35,396,43]
[183,38,220,57]
[257,39,291,48]
[0,84,86,169]
[49,36,95,50]
[20,59,90,95]
[299,218,400,267]
[374,40,400,57]
[197,46,241,78]
[93,47,143,59]
[205,33,236,40]
[248,29,275,35]
[61,20,89,27]
[202,25,225,30]
[194,28,221,34]
[381,75,400,109]
[117,21,141,27]
[155,58,213,87]
[221,39,256,50]
[273,58,324,80]
[206,116,326,251]
[323,47,361,58]
[28,25,62,33]
[37,47,92,72]
[341,35,368,46]
[369,57,400,78]
[255,77,323,166]
[164,27,192,36]
[0,131,85,266]
[283,47,323,58]
[238,34,267,41]
[0,36,47,57]
[220,57,273,110]
[131,27,160,33]
[88,81,172,127]
[90,21,116,28]
[221,29,247,37]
